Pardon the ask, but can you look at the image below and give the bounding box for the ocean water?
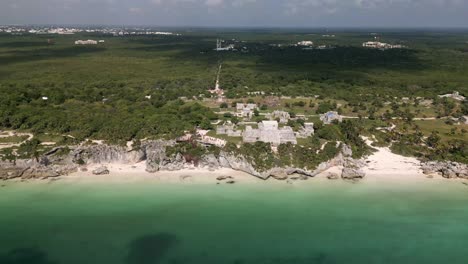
[1,180,468,264]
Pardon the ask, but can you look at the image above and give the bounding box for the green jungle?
[0,29,467,166]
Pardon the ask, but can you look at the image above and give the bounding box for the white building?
[199,136,227,148]
[439,91,466,101]
[297,41,314,46]
[362,41,404,50]
[75,40,98,45]
[215,39,235,51]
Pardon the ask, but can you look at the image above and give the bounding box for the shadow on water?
[0,247,58,264]
[125,233,179,264]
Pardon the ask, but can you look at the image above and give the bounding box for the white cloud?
[129,7,144,14]
[149,0,257,7]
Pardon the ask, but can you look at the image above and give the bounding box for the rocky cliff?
[421,161,468,179]
[1,140,364,181]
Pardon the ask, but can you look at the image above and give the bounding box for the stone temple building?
[243,121,297,146]
[216,123,242,137]
[296,123,315,138]
[236,103,258,118]
[320,111,342,125]
[268,110,291,124]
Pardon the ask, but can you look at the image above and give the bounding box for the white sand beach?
[56,145,465,188]
[51,136,465,187]
[61,162,264,185]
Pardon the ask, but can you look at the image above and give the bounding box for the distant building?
[243,121,297,146]
[316,45,332,50]
[75,39,98,45]
[320,111,342,125]
[438,91,466,101]
[215,39,235,51]
[362,41,404,50]
[41,97,48,101]
[297,41,314,46]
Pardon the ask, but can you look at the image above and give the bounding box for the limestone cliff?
[1,141,362,180]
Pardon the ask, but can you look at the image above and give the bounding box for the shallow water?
[1,180,468,264]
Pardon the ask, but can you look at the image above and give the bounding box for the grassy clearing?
[0,135,29,144]
[414,120,468,142]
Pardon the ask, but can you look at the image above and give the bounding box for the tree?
[427,131,441,148]
[199,119,213,130]
[231,116,240,124]
[220,102,228,108]
[292,101,306,107]
[1,148,17,164]
[317,101,336,114]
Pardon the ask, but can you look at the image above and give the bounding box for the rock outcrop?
[0,141,367,181]
[341,158,366,180]
[92,166,109,175]
[0,158,77,180]
[326,173,340,180]
[269,168,288,180]
[342,167,365,180]
[72,144,145,165]
[145,140,176,172]
[421,161,468,179]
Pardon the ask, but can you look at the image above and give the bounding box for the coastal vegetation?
[0,29,467,165]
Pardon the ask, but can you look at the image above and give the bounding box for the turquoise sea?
[1,179,468,264]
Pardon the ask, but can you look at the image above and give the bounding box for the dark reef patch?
[125,233,179,264]
[0,247,58,264]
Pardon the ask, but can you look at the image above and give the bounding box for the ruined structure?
[296,123,315,138]
[438,91,466,101]
[243,121,297,146]
[320,111,342,125]
[268,110,291,123]
[216,122,242,137]
[236,103,257,119]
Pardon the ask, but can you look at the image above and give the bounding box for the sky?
[1,0,468,27]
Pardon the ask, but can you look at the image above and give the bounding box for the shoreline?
[2,143,467,189]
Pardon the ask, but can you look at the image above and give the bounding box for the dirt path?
[0,131,34,149]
